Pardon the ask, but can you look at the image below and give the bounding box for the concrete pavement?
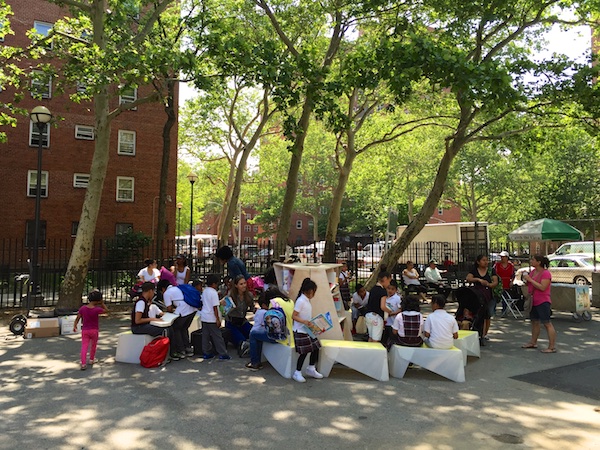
[0,307,599,449]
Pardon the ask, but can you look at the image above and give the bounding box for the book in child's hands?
[303,312,334,338]
[220,296,236,317]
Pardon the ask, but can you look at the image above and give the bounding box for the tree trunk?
[156,79,176,262]
[58,88,110,307]
[218,160,238,243]
[275,90,314,256]
[58,2,109,308]
[311,213,319,242]
[364,137,466,290]
[324,150,356,263]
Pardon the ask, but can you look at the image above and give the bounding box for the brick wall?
[1,0,178,243]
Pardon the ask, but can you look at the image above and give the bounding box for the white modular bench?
[453,330,481,366]
[318,339,389,381]
[388,344,465,382]
[115,332,155,364]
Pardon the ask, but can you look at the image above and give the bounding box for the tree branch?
[254,0,299,58]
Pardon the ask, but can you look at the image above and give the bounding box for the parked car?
[552,241,600,258]
[515,254,599,286]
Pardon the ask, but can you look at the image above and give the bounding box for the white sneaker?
[292,370,306,383]
[305,365,323,379]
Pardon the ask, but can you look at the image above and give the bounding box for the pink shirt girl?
[528,269,552,306]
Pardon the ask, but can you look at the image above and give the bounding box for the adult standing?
[521,255,557,353]
[216,246,255,294]
[171,254,191,285]
[465,255,499,341]
[494,251,515,313]
[157,279,197,360]
[424,260,451,298]
[138,259,160,284]
[365,267,391,343]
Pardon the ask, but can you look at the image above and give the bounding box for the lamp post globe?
[28,106,52,310]
[186,172,198,261]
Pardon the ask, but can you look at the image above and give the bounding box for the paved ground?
[1,306,599,450]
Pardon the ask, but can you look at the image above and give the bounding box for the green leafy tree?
[49,0,177,307]
[365,0,600,288]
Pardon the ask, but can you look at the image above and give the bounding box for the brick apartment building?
[0,1,177,245]
[196,208,314,245]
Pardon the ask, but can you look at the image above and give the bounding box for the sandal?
[521,343,537,349]
[80,364,87,371]
[541,348,557,353]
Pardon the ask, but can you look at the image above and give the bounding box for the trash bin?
[551,283,592,322]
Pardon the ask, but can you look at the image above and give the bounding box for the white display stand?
[274,262,350,341]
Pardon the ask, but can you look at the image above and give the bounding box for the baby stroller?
[454,286,487,345]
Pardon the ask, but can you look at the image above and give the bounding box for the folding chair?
[501,290,523,319]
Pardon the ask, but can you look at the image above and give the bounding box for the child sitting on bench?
[423,294,458,349]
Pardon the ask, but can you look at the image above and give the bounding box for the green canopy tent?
[509,218,583,256]
[508,218,583,242]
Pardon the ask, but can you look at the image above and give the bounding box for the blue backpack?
[178,284,202,309]
[264,307,287,341]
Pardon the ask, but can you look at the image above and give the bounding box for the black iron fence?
[0,236,523,309]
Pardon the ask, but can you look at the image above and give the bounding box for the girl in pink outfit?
[74,290,108,370]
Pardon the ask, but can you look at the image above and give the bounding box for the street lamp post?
[176,202,183,254]
[187,172,198,262]
[28,106,52,310]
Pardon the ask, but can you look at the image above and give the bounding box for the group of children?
[74,262,458,377]
[361,267,459,351]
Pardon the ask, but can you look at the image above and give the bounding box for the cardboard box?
[59,315,81,335]
[25,318,60,339]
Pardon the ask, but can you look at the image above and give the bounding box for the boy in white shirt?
[158,279,197,360]
[382,279,402,345]
[423,294,458,349]
[200,275,230,360]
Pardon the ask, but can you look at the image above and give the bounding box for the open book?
[303,312,334,338]
[220,296,236,317]
[151,312,179,327]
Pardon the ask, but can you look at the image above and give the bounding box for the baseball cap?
[499,251,509,257]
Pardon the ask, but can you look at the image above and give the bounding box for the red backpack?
[140,337,170,368]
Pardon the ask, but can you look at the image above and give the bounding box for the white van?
[553,241,600,258]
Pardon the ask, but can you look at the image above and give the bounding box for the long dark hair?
[230,274,253,307]
[297,278,317,299]
[532,254,550,269]
[378,265,391,280]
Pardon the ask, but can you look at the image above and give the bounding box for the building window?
[437,207,443,215]
[246,213,251,220]
[75,125,94,140]
[76,81,87,93]
[308,220,314,228]
[29,121,49,147]
[31,71,51,99]
[33,21,53,49]
[73,173,90,188]
[27,170,48,197]
[116,177,134,202]
[243,237,251,244]
[296,220,303,230]
[244,225,251,232]
[0,19,5,42]
[118,130,136,155]
[26,220,47,248]
[71,221,79,237]
[319,206,327,215]
[119,86,137,108]
[115,223,133,235]
[253,225,258,232]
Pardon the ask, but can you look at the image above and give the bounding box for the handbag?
[355,316,367,334]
